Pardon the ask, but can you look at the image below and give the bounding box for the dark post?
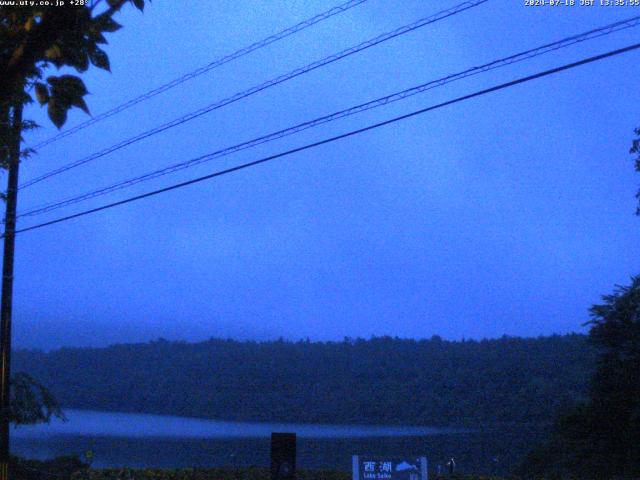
[270,432,296,480]
[0,101,23,480]
[446,457,455,475]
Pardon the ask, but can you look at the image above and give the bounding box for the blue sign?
[352,456,428,480]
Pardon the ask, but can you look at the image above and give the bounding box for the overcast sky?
[10,0,640,349]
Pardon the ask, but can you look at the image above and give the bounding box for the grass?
[73,467,507,480]
[11,456,511,480]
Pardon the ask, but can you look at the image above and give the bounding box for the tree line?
[14,333,594,428]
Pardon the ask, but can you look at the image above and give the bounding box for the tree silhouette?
[522,277,640,479]
[1,2,149,476]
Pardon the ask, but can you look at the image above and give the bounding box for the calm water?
[11,409,542,474]
[12,409,459,440]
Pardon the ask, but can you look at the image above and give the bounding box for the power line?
[19,0,489,190]
[22,0,485,187]
[16,14,640,219]
[13,42,640,236]
[28,0,370,150]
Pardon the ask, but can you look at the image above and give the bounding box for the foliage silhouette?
[521,277,640,479]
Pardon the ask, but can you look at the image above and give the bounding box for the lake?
[11,409,545,474]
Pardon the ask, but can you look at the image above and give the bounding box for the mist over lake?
[12,409,500,472]
[11,409,542,475]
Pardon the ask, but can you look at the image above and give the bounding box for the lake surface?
[12,409,461,440]
[11,409,543,475]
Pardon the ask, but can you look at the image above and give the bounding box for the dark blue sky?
[11,0,640,349]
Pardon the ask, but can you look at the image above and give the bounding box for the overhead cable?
[29,0,370,150]
[13,42,640,235]
[17,14,640,219]
[19,0,488,189]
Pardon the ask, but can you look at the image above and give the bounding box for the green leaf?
[46,76,90,121]
[20,148,36,160]
[88,46,110,72]
[95,13,122,33]
[63,45,90,73]
[34,82,49,105]
[22,92,34,105]
[10,372,66,425]
[77,51,90,72]
[21,120,40,131]
[72,96,91,115]
[44,44,62,61]
[88,28,108,45]
[47,98,68,129]
[51,75,88,97]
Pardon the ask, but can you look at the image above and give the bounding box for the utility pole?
[0,101,24,480]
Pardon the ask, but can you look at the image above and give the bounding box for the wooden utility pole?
[0,101,24,480]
